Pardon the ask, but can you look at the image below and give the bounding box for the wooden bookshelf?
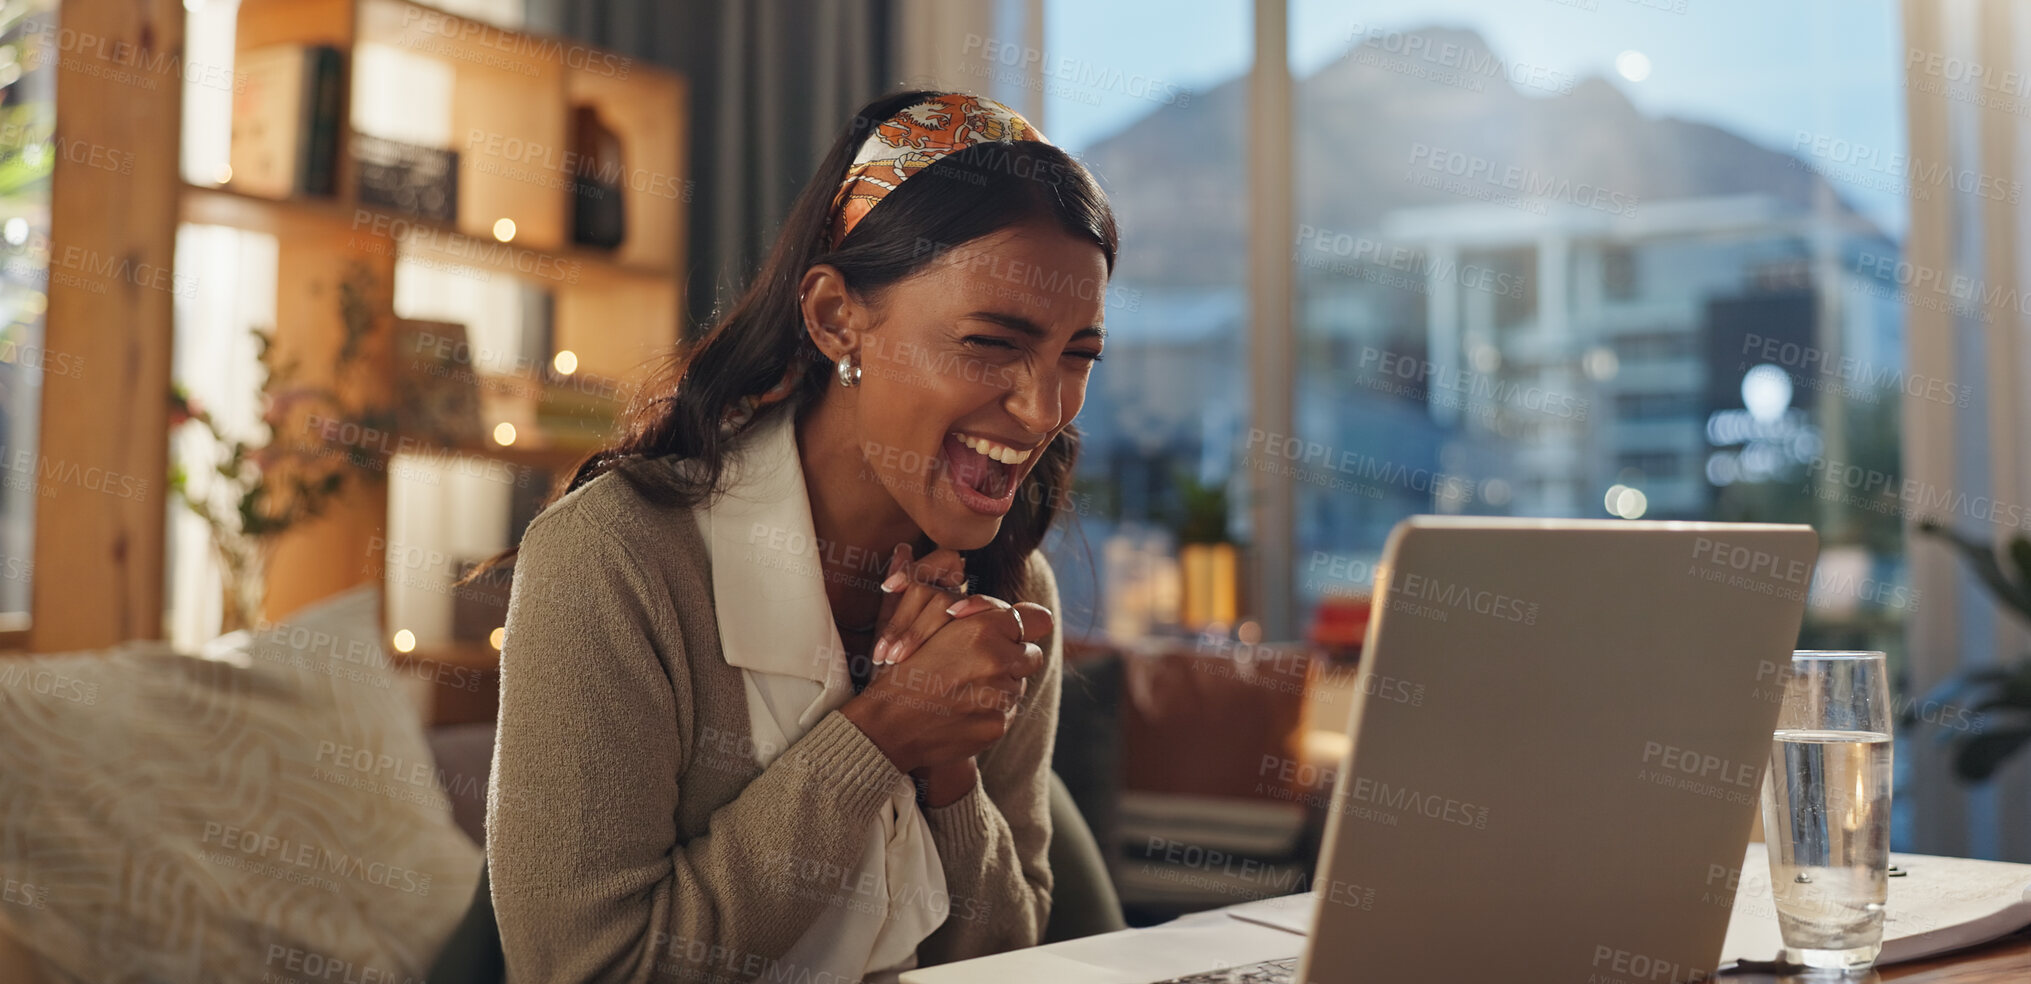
[172,0,688,721]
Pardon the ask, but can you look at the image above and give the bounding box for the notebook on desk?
[906,518,1821,984]
[1719,844,2031,967]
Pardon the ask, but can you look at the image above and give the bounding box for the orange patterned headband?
[825,93,1047,249]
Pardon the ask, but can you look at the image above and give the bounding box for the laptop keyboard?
[1153,956,1299,984]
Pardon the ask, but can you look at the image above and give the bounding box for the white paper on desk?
[899,910,1304,984]
[1222,892,1316,936]
[1719,844,2031,968]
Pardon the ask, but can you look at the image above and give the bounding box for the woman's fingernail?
[873,639,892,664]
[945,599,967,616]
[881,571,908,593]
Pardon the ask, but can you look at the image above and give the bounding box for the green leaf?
[1998,663,2031,708]
[1917,521,2031,625]
[1955,725,2031,782]
[1961,666,2018,684]
[2010,537,2031,607]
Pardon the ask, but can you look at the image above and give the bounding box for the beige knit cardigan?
[485,455,1061,983]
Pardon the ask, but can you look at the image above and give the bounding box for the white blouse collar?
[696,408,851,688]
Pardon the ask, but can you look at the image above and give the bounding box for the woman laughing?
[483,91,1116,983]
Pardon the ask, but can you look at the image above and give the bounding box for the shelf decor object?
[391,318,484,448]
[570,104,626,249]
[353,133,459,223]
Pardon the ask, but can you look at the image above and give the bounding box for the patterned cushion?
[0,586,481,982]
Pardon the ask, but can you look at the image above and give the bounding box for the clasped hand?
[839,544,1052,804]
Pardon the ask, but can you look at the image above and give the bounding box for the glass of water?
[1760,650,1893,972]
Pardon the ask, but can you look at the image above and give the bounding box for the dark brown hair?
[470,90,1118,604]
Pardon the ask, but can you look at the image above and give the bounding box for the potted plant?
[1164,468,1237,632]
[1910,519,2031,781]
[169,262,393,633]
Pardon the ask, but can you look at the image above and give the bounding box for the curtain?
[1900,0,2031,861]
[524,0,893,333]
[887,0,1010,110]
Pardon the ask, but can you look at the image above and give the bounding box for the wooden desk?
[1722,926,2031,982]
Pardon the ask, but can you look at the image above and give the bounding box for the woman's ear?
[798,264,867,363]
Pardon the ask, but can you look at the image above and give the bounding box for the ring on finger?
[1007,606,1026,643]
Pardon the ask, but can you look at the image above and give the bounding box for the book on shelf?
[515,283,618,445]
[518,282,554,371]
[535,381,622,449]
[227,44,342,198]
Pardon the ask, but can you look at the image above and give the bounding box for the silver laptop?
[905,517,1819,984]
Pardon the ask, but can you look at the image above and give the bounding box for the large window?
[1287,1,1908,661]
[1036,1,1254,640]
[0,4,57,630]
[1045,0,1910,661]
